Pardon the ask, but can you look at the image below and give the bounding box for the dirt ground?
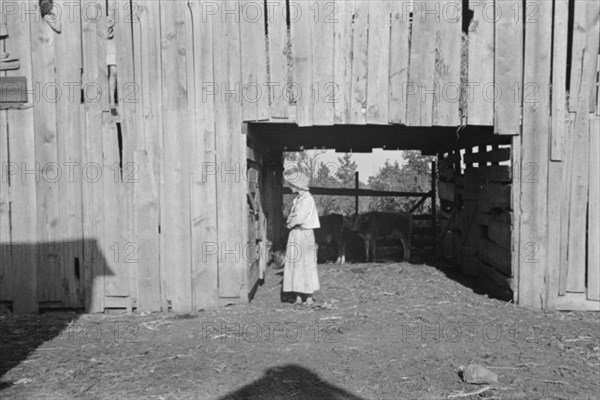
[1,260,599,400]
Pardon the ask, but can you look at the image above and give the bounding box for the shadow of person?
[218,364,365,400]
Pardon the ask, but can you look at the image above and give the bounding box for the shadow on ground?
[219,364,365,400]
[426,258,512,302]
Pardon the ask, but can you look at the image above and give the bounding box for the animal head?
[350,213,369,231]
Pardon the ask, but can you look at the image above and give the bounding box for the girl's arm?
[286,196,311,229]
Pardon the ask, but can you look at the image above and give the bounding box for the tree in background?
[282,150,435,216]
[367,151,435,214]
[283,151,364,216]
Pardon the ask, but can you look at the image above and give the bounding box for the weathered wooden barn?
[0,0,598,313]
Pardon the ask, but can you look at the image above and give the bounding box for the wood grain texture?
[31,2,61,304]
[135,0,164,310]
[494,0,523,135]
[214,0,245,298]
[190,0,219,309]
[518,0,552,309]
[389,1,410,124]
[267,0,289,119]
[159,1,192,311]
[467,0,494,125]
[81,0,108,312]
[588,118,600,301]
[350,0,368,125]
[312,0,335,126]
[366,0,391,124]
[333,0,354,124]
[433,3,461,126]
[550,0,569,159]
[407,2,436,126]
[55,0,84,308]
[291,1,314,126]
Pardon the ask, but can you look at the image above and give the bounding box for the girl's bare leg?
[304,295,314,306]
[294,294,303,305]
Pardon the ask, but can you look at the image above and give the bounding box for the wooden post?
[355,171,359,215]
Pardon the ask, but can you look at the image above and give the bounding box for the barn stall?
[0,0,598,313]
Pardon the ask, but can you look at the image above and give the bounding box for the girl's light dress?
[283,191,320,294]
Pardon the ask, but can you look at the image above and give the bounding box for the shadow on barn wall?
[218,364,365,400]
[0,240,113,390]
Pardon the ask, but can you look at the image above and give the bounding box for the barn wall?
[438,143,514,301]
[0,0,598,313]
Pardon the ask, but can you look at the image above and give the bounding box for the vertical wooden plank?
[588,117,600,301]
[6,3,37,313]
[366,0,391,124]
[189,0,218,309]
[0,109,9,304]
[333,0,353,124]
[433,3,462,126]
[350,0,368,125]
[550,0,569,159]
[559,119,574,295]
[114,0,139,309]
[133,151,161,310]
[312,0,335,126]
[518,0,552,309]
[566,1,599,293]
[160,1,192,311]
[81,0,106,313]
[54,0,83,308]
[103,0,128,303]
[407,2,436,127]
[569,0,600,112]
[389,0,409,125]
[511,136,521,304]
[266,0,288,119]
[291,0,313,126]
[240,0,259,121]
[566,107,589,293]
[583,2,600,112]
[467,0,494,125]
[30,0,61,304]
[134,0,163,310]
[495,0,523,135]
[254,2,269,121]
[546,158,563,308]
[214,0,245,297]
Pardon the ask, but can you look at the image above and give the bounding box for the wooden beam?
[283,187,432,198]
[464,147,511,165]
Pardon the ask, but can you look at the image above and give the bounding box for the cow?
[352,211,412,263]
[314,214,346,264]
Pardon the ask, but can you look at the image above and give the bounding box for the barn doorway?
[245,123,515,301]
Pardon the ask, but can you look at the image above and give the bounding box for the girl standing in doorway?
[283,171,320,307]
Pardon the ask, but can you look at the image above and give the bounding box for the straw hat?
[284,170,310,191]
